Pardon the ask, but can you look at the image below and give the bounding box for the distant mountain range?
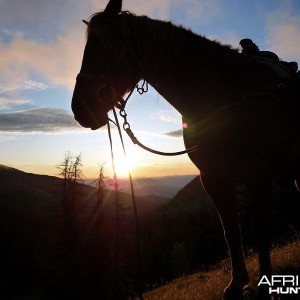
[0,164,172,217]
[84,175,197,198]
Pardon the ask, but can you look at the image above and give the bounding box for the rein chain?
[114,80,199,156]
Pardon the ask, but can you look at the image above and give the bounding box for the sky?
[1,0,300,179]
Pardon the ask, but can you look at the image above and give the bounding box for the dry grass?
[144,240,300,300]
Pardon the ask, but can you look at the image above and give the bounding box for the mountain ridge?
[0,164,171,216]
[85,174,197,198]
[1,164,299,299]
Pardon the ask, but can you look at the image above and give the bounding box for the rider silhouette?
[240,38,299,75]
[239,38,280,62]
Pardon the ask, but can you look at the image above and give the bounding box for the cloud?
[0,0,223,93]
[22,80,50,90]
[150,109,181,123]
[0,80,49,94]
[0,0,173,92]
[0,107,82,133]
[164,129,183,137]
[0,96,32,110]
[0,79,50,110]
[0,0,106,90]
[1,28,25,40]
[265,5,300,61]
[0,30,85,90]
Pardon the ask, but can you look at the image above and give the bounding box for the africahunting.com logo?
[258,275,300,295]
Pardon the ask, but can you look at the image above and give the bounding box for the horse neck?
[128,16,255,117]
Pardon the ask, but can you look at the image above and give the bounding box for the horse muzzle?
[72,94,108,130]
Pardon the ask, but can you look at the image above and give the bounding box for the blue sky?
[1,0,300,178]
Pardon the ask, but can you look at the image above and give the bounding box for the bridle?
[77,70,198,156]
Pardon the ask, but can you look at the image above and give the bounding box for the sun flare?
[113,155,134,178]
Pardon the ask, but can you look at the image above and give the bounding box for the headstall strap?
[136,80,148,94]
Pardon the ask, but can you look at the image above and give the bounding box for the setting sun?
[113,155,134,178]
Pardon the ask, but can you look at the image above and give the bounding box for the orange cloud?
[0,0,223,92]
[0,29,85,90]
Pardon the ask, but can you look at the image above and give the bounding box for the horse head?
[72,0,140,130]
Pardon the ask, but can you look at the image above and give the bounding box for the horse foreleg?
[246,179,273,298]
[201,175,249,299]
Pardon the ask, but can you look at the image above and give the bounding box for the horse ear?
[82,20,89,26]
[104,0,122,16]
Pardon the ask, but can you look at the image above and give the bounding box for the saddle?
[253,55,298,79]
[252,55,300,96]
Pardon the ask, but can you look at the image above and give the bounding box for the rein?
[114,81,199,156]
[76,75,199,156]
[107,112,143,300]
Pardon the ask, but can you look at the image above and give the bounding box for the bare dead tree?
[95,164,106,226]
[57,152,84,221]
[57,151,71,219]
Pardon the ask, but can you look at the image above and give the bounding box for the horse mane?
[118,11,237,50]
[88,11,239,77]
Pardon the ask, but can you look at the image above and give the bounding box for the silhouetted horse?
[72,0,300,298]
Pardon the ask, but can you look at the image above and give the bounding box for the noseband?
[76,72,119,100]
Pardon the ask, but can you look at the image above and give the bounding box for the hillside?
[139,176,226,288]
[0,164,62,195]
[0,165,299,299]
[139,176,300,296]
[144,240,300,300]
[0,165,169,300]
[0,164,169,216]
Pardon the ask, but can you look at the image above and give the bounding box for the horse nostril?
[97,85,116,105]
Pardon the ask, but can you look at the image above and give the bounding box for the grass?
[144,240,300,300]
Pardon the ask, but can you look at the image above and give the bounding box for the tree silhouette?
[57,152,84,221]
